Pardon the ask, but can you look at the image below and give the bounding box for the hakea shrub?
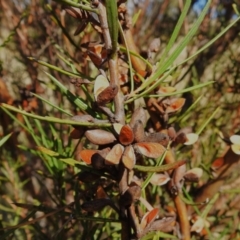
[60,2,204,237]
[1,0,240,239]
[69,75,201,238]
[41,1,212,239]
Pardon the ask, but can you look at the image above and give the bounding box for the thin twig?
[98,0,125,124]
[98,1,112,50]
[174,195,191,240]
[109,58,125,124]
[165,150,190,239]
[97,3,127,239]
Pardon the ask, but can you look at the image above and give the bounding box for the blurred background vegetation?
[0,0,240,239]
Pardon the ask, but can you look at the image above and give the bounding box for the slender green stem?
[119,46,153,70]
[147,83,213,98]
[28,57,93,80]
[134,160,186,173]
[201,193,219,219]
[0,103,112,128]
[31,93,73,117]
[54,0,98,13]
[197,107,220,135]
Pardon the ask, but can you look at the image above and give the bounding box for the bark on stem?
[98,2,126,239]
[98,1,112,50]
[98,1,125,124]
[174,195,191,240]
[108,58,125,124]
[165,150,191,240]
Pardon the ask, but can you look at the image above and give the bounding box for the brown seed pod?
[144,132,169,147]
[97,84,118,105]
[134,142,165,159]
[79,149,99,164]
[133,120,146,143]
[105,144,124,165]
[122,145,136,170]
[94,74,109,99]
[85,129,116,145]
[119,125,134,145]
[165,98,186,114]
[70,128,84,139]
[184,168,203,182]
[129,108,147,128]
[140,208,159,230]
[167,127,177,140]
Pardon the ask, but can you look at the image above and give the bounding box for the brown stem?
[128,204,142,238]
[118,163,129,194]
[120,218,131,240]
[165,150,190,239]
[98,1,112,50]
[118,161,130,239]
[108,58,125,124]
[97,105,115,122]
[98,4,127,239]
[174,195,191,240]
[98,1,125,124]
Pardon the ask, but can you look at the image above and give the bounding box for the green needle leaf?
[0,132,13,147]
